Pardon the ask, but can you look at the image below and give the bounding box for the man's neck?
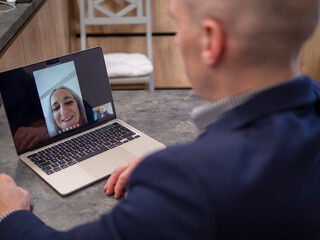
[203,63,300,102]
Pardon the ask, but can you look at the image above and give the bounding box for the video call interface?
[34,61,114,137]
[0,48,115,153]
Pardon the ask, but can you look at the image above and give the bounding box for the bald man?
[1,0,320,239]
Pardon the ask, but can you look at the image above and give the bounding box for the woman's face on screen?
[50,89,80,130]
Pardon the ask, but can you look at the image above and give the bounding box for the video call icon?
[58,124,81,135]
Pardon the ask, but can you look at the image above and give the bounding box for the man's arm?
[0,149,214,239]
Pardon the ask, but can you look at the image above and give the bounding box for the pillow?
[104,53,153,78]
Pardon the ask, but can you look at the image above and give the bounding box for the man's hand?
[0,174,31,217]
[104,158,142,199]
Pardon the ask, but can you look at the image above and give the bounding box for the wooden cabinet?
[84,35,189,89]
[1,0,320,88]
[153,36,189,88]
[0,0,71,72]
[0,35,26,72]
[72,0,177,34]
[299,19,320,82]
[71,0,190,89]
[1,0,189,89]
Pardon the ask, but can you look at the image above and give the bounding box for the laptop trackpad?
[78,148,136,178]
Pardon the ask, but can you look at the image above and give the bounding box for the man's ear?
[201,19,225,66]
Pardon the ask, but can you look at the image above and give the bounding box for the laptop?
[0,47,165,196]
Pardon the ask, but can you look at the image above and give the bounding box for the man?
[1,0,320,238]
[98,106,105,119]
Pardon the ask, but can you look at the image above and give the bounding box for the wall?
[299,18,320,82]
[1,0,320,88]
[71,0,190,89]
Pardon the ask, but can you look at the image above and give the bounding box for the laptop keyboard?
[27,122,140,175]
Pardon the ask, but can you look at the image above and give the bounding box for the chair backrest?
[79,0,153,65]
[79,0,154,90]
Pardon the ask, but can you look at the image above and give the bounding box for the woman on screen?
[47,86,88,137]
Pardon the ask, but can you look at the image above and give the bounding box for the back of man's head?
[183,0,320,68]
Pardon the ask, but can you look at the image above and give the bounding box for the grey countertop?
[0,89,205,231]
[0,0,45,54]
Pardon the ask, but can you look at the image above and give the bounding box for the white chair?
[79,0,154,90]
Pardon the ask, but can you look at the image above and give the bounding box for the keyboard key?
[34,160,46,166]
[42,166,52,172]
[68,161,77,166]
[51,163,59,168]
[28,156,39,162]
[58,160,66,165]
[123,133,134,138]
[60,164,69,169]
[46,170,55,175]
[53,167,62,172]
[40,162,51,168]
[28,153,39,158]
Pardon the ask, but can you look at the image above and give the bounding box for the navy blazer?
[1,76,320,239]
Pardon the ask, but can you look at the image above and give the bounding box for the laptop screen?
[0,47,116,154]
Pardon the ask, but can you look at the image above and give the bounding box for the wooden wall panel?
[87,36,148,54]
[21,1,58,64]
[153,36,190,88]
[1,0,188,89]
[73,0,176,34]
[299,19,320,82]
[86,35,190,88]
[152,0,176,33]
[71,0,187,89]
[0,35,26,72]
[22,0,71,63]
[73,0,145,34]
[49,0,71,56]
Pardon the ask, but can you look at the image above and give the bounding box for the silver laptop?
[0,47,165,196]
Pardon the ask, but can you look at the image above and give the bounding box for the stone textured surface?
[0,0,44,53]
[0,89,206,231]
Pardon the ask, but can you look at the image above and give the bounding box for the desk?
[0,89,205,231]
